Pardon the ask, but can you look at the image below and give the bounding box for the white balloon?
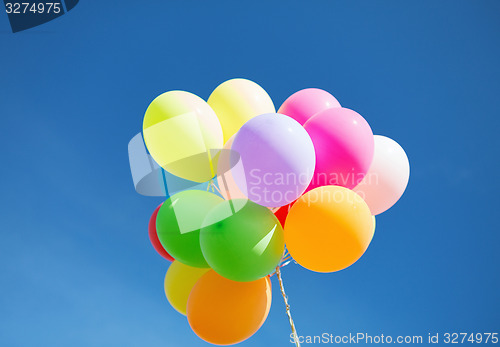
[353,135,410,215]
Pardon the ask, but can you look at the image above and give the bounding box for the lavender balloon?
[231,113,316,207]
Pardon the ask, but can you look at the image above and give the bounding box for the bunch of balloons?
[131,78,410,345]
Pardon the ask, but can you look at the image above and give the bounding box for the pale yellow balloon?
[164,261,210,315]
[143,91,223,183]
[208,79,275,142]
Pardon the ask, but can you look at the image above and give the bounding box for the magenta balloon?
[231,113,315,207]
[278,88,341,125]
[304,108,374,190]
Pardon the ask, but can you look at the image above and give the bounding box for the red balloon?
[274,204,291,227]
[148,204,174,262]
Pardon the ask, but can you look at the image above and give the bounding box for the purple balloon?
[231,113,316,207]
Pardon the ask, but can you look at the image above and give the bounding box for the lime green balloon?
[157,190,224,268]
[142,91,223,183]
[200,199,285,282]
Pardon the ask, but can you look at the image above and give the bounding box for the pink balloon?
[304,108,374,190]
[353,135,410,215]
[278,88,341,125]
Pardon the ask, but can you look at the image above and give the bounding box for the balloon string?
[161,169,169,197]
[269,253,293,278]
[211,180,222,196]
[218,174,232,200]
[275,265,301,347]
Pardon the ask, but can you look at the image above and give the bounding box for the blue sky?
[1,1,499,346]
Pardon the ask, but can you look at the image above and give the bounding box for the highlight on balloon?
[128,78,410,345]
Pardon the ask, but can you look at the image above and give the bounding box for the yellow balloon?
[143,91,223,182]
[164,261,210,315]
[285,186,374,273]
[208,79,275,142]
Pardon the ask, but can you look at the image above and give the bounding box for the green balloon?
[200,199,285,282]
[157,190,223,268]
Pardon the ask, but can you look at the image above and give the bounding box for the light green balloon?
[200,199,285,282]
[157,190,223,268]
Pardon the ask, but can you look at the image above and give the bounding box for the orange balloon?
[284,186,374,273]
[187,270,272,345]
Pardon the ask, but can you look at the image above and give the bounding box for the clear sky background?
[1,1,499,346]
